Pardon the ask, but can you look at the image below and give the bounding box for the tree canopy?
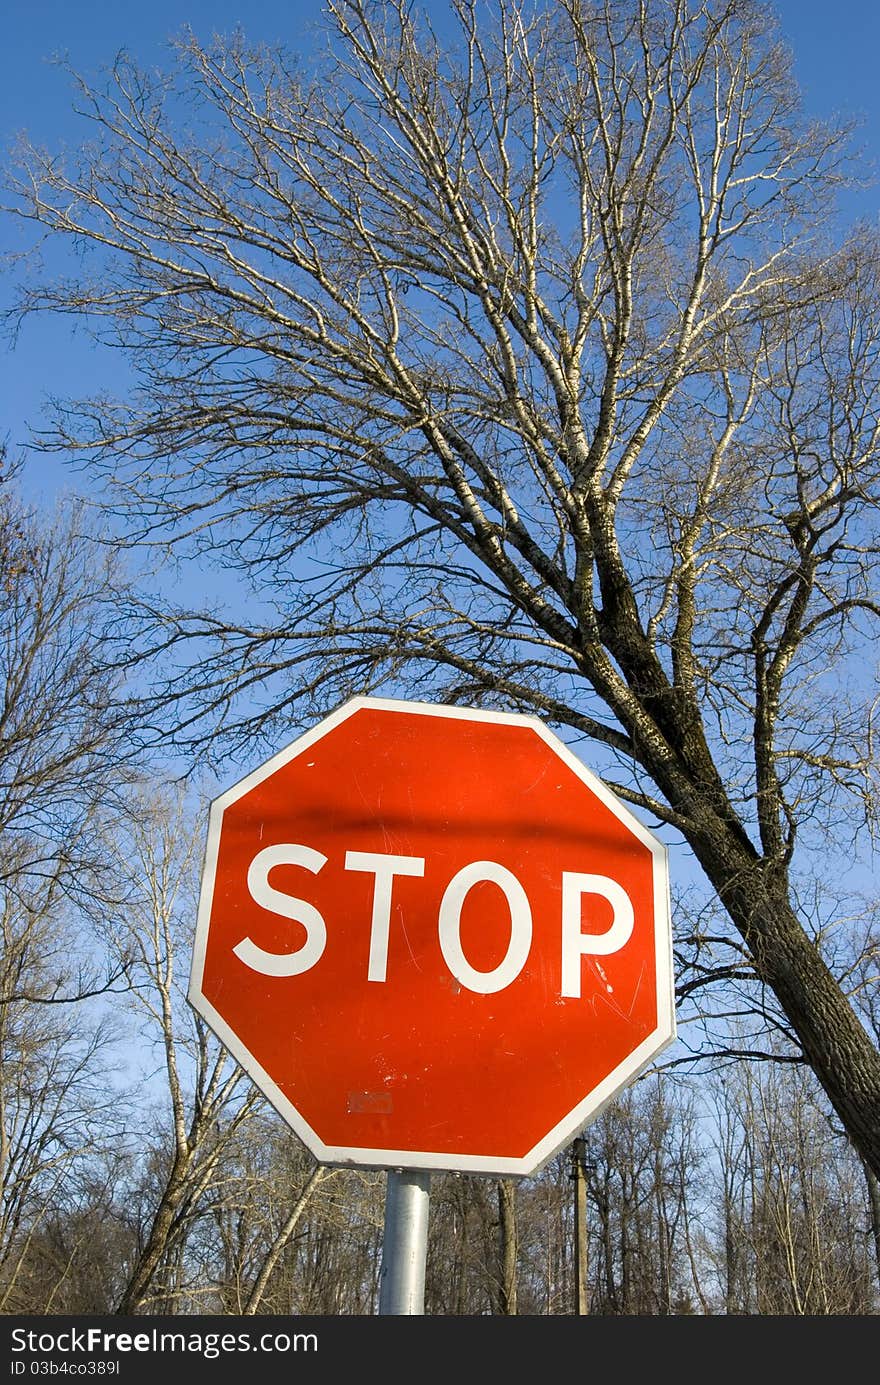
[5,0,880,1180]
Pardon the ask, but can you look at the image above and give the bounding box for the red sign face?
[189,698,675,1176]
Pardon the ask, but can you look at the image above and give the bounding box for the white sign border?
[189,695,677,1178]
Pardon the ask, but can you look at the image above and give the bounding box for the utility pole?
[572,1137,590,1315]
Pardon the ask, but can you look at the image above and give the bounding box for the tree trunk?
[242,1165,328,1314]
[865,1162,880,1292]
[115,1163,187,1315]
[497,1179,518,1315]
[687,812,880,1184]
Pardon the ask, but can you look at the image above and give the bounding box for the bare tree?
[0,465,138,1002]
[425,1173,501,1314]
[177,1113,335,1313]
[578,1082,701,1314]
[94,788,261,1315]
[0,888,123,1312]
[710,1055,877,1314]
[496,1178,518,1314]
[0,475,143,1311]
[509,1155,573,1315]
[263,1163,384,1314]
[6,1156,137,1315]
[5,0,880,1177]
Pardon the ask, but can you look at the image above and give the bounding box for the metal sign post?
[378,1170,431,1314]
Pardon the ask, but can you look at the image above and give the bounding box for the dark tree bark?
[496,1179,518,1315]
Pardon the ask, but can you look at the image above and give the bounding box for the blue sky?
[1,0,879,501]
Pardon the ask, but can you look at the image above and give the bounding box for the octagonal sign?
[189,697,675,1176]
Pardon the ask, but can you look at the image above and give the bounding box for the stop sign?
[189,697,675,1176]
